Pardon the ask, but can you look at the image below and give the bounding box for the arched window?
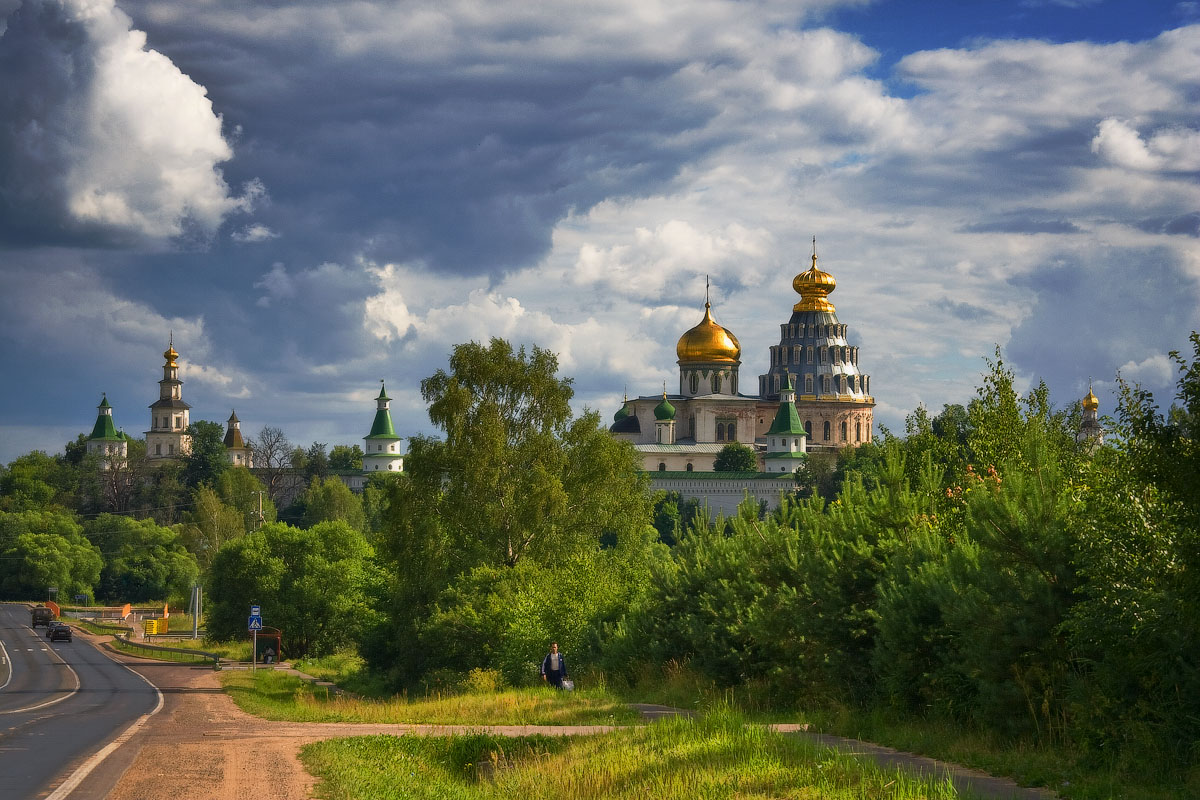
[823,421,831,441]
[822,375,831,394]
[793,346,801,363]
[731,374,737,395]
[713,373,722,393]
[658,462,666,472]
[841,420,847,441]
[690,373,699,394]
[716,423,725,441]
[686,463,693,472]
[820,347,827,364]
[805,375,813,394]
[804,421,812,437]
[728,422,736,440]
[806,346,813,363]
[856,420,862,442]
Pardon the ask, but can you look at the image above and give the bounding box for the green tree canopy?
[207,520,383,657]
[178,487,246,572]
[182,420,229,488]
[216,467,276,532]
[329,444,364,471]
[0,509,101,600]
[713,441,758,472]
[84,514,198,603]
[0,451,76,512]
[301,476,365,530]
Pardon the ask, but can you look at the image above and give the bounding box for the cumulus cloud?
[232,223,280,243]
[0,0,254,245]
[1092,118,1200,171]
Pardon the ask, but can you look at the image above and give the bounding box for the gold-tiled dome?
[793,252,836,312]
[1082,387,1099,411]
[676,302,741,364]
[163,343,179,365]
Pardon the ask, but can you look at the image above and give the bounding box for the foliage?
[178,487,247,572]
[369,338,655,686]
[329,444,364,471]
[215,467,276,532]
[84,513,198,603]
[712,441,757,472]
[182,420,229,488]
[207,520,383,657]
[0,450,76,511]
[301,476,366,530]
[0,509,102,599]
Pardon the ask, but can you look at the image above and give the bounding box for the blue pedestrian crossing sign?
[248,615,263,631]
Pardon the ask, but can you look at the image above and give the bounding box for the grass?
[299,711,966,800]
[602,664,1199,800]
[112,637,219,664]
[222,670,641,726]
[290,651,392,697]
[73,618,135,636]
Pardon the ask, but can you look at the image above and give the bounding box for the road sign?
[248,615,263,631]
[250,605,261,616]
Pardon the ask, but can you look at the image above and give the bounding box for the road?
[0,603,160,800]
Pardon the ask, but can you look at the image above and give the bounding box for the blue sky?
[1,0,1197,464]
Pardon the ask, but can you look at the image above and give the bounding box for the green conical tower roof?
[766,376,805,436]
[88,394,123,441]
[366,381,398,439]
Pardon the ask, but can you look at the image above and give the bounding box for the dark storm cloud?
[118,2,730,276]
[1006,249,1200,395]
[0,0,250,247]
[933,298,1001,322]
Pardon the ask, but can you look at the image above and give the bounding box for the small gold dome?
[793,252,837,313]
[676,302,741,364]
[164,343,179,365]
[1082,387,1099,411]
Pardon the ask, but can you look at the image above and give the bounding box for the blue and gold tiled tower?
[757,242,874,450]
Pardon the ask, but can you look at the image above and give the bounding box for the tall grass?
[300,711,963,799]
[222,670,640,726]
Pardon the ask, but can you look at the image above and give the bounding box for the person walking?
[540,642,567,689]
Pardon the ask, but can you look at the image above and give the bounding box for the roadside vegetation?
[4,333,1200,797]
[222,670,638,726]
[299,712,963,800]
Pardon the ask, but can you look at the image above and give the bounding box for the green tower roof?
[765,395,806,437]
[88,395,123,441]
[366,382,398,439]
[654,394,676,421]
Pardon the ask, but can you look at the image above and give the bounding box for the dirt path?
[98,652,1055,800]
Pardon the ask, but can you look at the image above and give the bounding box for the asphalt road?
[0,604,160,800]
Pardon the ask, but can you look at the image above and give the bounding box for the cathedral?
[611,243,875,473]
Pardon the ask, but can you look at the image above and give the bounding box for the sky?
[1,0,1198,464]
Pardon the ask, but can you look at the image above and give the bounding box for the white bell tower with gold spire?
[146,335,192,460]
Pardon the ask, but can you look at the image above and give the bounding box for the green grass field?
[299,712,964,800]
[222,670,640,726]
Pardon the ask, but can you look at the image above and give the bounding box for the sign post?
[248,605,263,670]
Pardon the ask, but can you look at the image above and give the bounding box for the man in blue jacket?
[540,642,567,688]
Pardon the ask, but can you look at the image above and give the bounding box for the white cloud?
[1117,352,1176,387]
[232,223,280,243]
[0,0,255,242]
[1092,118,1200,171]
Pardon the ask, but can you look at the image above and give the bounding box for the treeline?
[0,418,394,637]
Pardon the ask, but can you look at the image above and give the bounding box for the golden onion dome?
[793,251,836,313]
[676,302,741,364]
[163,343,179,365]
[1082,387,1099,411]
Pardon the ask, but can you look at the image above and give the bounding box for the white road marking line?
[0,637,81,715]
[0,639,11,690]
[43,652,165,800]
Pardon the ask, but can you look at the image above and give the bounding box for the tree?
[62,433,90,466]
[0,509,102,600]
[84,514,198,603]
[251,426,293,505]
[370,338,654,684]
[301,476,365,530]
[207,520,383,657]
[216,467,276,533]
[329,444,364,471]
[303,442,330,482]
[713,441,758,472]
[182,420,228,488]
[0,451,75,512]
[178,487,246,572]
[77,439,146,515]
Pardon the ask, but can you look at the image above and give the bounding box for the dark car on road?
[48,622,72,642]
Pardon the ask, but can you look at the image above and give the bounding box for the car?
[48,622,72,642]
[44,620,62,637]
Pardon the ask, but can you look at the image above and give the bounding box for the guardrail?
[112,632,222,667]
